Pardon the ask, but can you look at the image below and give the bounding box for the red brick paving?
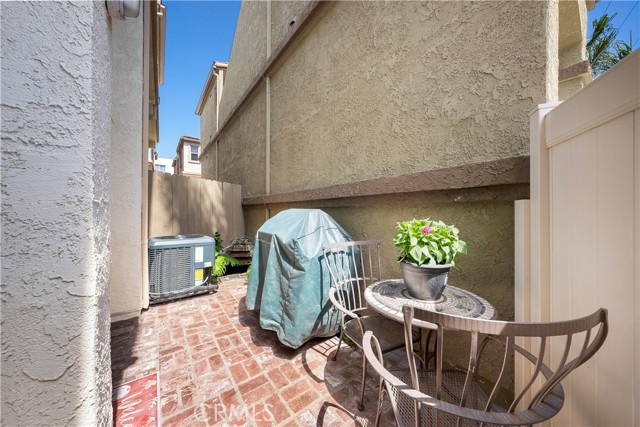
[111,275,398,426]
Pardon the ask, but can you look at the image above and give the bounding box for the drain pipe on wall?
[106,0,141,19]
[265,0,272,222]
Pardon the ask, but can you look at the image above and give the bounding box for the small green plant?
[392,218,467,266]
[245,264,251,280]
[211,232,241,277]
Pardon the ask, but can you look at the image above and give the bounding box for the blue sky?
[588,0,640,42]
[157,0,240,160]
[157,0,639,160]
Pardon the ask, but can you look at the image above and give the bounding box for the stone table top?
[364,279,496,323]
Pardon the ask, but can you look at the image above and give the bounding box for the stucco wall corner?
[544,0,560,103]
[91,3,114,425]
[110,11,144,319]
[1,2,113,425]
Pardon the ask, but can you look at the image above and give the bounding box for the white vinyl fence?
[516,50,640,426]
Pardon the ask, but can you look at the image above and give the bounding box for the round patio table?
[364,279,496,323]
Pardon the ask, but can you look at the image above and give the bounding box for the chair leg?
[358,354,366,411]
[332,327,344,362]
[374,378,385,427]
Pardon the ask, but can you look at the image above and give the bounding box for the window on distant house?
[155,164,165,173]
[190,144,199,162]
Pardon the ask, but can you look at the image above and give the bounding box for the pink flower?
[421,226,433,235]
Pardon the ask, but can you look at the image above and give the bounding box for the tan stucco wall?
[207,0,600,190]
[269,1,556,193]
[219,1,268,125]
[213,1,561,191]
[201,88,217,147]
[246,201,515,321]
[209,1,567,334]
[559,0,588,69]
[270,1,310,52]
[202,90,266,197]
[246,200,515,380]
[558,0,590,99]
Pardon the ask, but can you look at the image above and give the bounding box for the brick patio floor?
[111,275,400,426]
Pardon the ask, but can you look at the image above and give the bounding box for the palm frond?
[614,40,632,60]
[586,13,632,77]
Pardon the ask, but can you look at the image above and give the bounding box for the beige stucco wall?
[246,201,515,319]
[201,86,217,148]
[270,1,310,52]
[559,1,587,69]
[558,0,590,100]
[269,1,555,193]
[110,10,145,321]
[1,1,112,425]
[201,89,216,147]
[202,90,266,197]
[200,68,225,151]
[219,1,268,124]
[208,1,570,341]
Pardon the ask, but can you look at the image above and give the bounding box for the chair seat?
[389,369,490,427]
[344,315,418,353]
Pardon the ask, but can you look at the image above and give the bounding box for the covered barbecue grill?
[246,209,351,348]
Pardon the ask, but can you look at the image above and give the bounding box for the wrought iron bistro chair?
[323,240,419,411]
[363,305,608,427]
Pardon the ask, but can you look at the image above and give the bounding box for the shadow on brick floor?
[111,275,399,426]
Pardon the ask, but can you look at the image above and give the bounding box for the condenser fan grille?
[149,246,192,294]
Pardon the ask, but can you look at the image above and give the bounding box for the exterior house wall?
[201,89,217,147]
[270,1,309,52]
[1,1,112,425]
[218,1,268,125]
[201,90,266,195]
[269,1,554,193]
[110,8,145,321]
[558,0,591,100]
[199,66,226,152]
[182,141,201,176]
[203,0,580,329]
[174,137,202,176]
[155,157,174,174]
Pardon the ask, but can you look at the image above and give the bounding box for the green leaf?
[409,246,425,264]
[213,254,241,277]
[421,246,432,263]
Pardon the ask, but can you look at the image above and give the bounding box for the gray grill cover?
[246,209,351,348]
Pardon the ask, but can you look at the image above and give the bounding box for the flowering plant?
[392,218,467,266]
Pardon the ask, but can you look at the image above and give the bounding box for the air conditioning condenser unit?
[148,234,217,304]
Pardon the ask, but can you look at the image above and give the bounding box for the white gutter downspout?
[265,0,272,221]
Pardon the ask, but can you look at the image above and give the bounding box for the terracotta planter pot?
[400,262,452,301]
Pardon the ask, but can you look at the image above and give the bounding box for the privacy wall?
[148,172,244,244]
[201,1,587,327]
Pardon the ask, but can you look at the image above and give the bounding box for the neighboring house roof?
[175,135,201,155]
[195,60,228,116]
